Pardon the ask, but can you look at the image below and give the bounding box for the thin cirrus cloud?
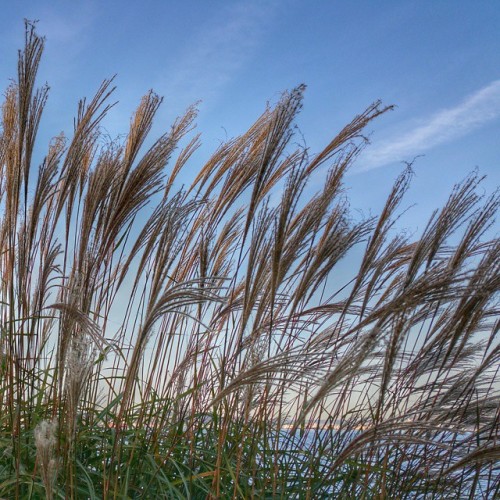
[358,79,500,172]
[158,2,275,110]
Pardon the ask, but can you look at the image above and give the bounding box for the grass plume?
[0,22,498,499]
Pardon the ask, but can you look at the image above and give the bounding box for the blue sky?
[1,1,499,230]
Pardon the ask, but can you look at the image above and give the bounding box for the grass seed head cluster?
[0,22,498,499]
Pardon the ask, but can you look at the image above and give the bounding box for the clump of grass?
[0,22,498,499]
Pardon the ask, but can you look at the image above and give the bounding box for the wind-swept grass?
[0,22,498,499]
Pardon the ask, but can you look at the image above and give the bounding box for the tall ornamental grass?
[0,23,498,499]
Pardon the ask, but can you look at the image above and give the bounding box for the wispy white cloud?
[357,79,500,172]
[159,2,275,109]
[35,5,96,86]
[1,5,94,85]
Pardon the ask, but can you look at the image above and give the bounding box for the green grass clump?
[0,22,498,499]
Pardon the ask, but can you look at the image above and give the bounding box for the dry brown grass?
[0,22,498,499]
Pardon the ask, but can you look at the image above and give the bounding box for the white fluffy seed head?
[66,333,95,386]
[34,419,57,451]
